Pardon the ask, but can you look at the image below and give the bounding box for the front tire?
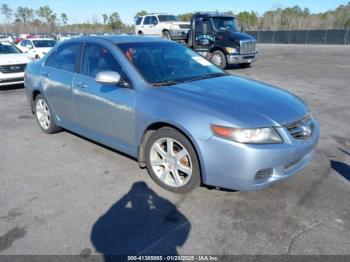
[145,127,201,194]
[34,94,61,134]
[210,50,227,69]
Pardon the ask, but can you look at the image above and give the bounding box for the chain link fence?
[246,29,350,45]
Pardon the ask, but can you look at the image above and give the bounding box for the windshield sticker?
[192,56,212,66]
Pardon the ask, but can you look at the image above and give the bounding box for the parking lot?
[1,44,350,257]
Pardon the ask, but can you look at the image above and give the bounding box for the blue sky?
[4,0,348,25]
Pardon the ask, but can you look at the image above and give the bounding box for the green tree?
[15,6,34,24]
[1,4,13,22]
[109,12,123,29]
[134,10,147,19]
[61,13,68,25]
[36,6,53,23]
[102,13,108,24]
[177,12,193,21]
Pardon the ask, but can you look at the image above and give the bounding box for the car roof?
[73,35,169,44]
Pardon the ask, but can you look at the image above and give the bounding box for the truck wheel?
[239,63,251,68]
[162,30,171,40]
[210,50,227,69]
[145,127,201,194]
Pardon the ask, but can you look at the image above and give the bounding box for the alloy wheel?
[35,99,51,130]
[150,137,192,187]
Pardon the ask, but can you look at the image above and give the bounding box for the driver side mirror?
[152,20,158,26]
[26,44,33,49]
[95,71,121,85]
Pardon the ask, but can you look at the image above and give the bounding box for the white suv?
[135,14,190,41]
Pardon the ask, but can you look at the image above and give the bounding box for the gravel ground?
[0,44,349,258]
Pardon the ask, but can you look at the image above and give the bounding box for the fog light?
[255,168,273,180]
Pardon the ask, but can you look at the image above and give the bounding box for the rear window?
[135,17,143,25]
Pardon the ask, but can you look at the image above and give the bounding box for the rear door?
[72,42,136,148]
[41,42,81,124]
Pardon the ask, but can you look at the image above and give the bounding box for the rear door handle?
[76,81,87,89]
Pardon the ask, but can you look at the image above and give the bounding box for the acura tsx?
[24,36,319,193]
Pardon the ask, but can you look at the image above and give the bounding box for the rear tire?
[34,94,61,134]
[210,50,227,69]
[145,127,201,193]
[162,30,171,40]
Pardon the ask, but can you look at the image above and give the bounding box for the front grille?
[0,64,26,74]
[285,113,314,140]
[240,40,256,55]
[179,24,190,30]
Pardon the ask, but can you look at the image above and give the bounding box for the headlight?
[211,125,283,144]
[225,47,238,54]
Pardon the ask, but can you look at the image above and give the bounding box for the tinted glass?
[20,40,27,47]
[144,16,152,25]
[135,17,143,25]
[150,16,158,24]
[212,17,238,31]
[158,15,178,22]
[33,40,56,48]
[46,42,80,72]
[0,42,22,54]
[118,42,224,85]
[81,43,123,78]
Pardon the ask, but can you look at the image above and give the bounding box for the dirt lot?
[0,44,350,257]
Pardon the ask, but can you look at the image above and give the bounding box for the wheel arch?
[137,122,204,183]
[31,90,42,113]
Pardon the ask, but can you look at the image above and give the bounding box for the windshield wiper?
[183,72,227,83]
[152,80,179,87]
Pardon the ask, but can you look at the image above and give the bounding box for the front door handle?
[76,81,87,89]
[41,72,49,77]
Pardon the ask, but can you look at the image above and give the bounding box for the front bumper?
[227,52,258,64]
[169,29,189,40]
[0,72,25,86]
[198,119,319,191]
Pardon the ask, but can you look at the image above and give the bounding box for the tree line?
[0,4,130,34]
[1,3,350,35]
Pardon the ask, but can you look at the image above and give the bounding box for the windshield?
[212,17,238,31]
[117,42,225,85]
[158,15,178,22]
[0,42,22,54]
[33,40,56,48]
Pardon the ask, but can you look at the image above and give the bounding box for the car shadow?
[330,160,350,181]
[90,182,190,259]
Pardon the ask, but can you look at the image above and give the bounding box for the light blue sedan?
[24,36,319,193]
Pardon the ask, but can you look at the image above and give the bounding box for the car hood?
[157,75,308,128]
[218,30,256,42]
[0,53,32,65]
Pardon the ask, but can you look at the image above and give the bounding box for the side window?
[45,42,80,72]
[21,40,27,47]
[81,43,123,78]
[135,17,143,25]
[144,16,151,25]
[151,16,158,25]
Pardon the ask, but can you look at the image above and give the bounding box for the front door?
[73,43,136,148]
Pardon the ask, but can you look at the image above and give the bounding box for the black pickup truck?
[185,13,258,69]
